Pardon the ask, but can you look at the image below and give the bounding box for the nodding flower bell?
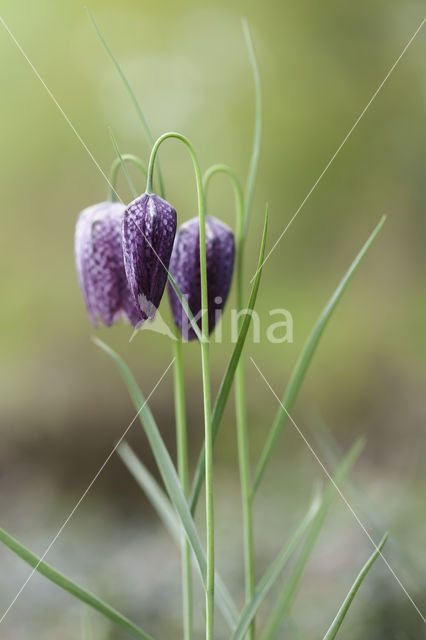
[75,202,141,328]
[122,193,177,321]
[168,215,235,341]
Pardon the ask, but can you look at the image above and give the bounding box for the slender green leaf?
[0,527,153,640]
[189,206,269,514]
[118,442,239,628]
[241,18,262,236]
[260,439,365,640]
[93,338,203,580]
[86,7,165,198]
[310,414,426,590]
[252,216,386,495]
[231,494,321,640]
[94,339,238,629]
[118,442,178,542]
[309,414,386,534]
[323,533,388,640]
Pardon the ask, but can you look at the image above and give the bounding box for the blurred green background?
[0,0,425,638]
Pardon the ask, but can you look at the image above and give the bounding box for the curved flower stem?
[147,132,214,640]
[91,12,201,634]
[204,165,255,639]
[110,134,202,342]
[108,153,147,202]
[203,165,244,308]
[173,329,193,640]
[109,130,137,200]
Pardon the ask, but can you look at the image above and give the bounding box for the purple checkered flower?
[122,193,177,321]
[168,216,235,341]
[75,202,141,328]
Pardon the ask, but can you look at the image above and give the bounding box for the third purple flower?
[168,215,235,340]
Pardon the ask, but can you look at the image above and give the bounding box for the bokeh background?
[0,0,425,638]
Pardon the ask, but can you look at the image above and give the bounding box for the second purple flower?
[122,193,177,321]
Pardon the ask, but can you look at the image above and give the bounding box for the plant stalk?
[108,153,147,202]
[146,133,214,640]
[173,331,193,640]
[204,165,255,639]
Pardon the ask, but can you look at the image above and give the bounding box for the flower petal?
[122,194,177,319]
[168,216,235,340]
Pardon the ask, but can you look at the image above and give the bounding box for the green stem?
[109,140,199,638]
[109,129,137,199]
[188,208,268,515]
[203,164,245,318]
[147,133,214,640]
[235,364,255,640]
[202,164,244,306]
[173,330,193,640]
[108,153,147,202]
[203,165,255,638]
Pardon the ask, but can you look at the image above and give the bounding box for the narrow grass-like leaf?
[117,442,239,628]
[231,494,321,640]
[86,8,165,198]
[309,414,386,535]
[252,216,386,495]
[260,439,365,640]
[118,442,178,541]
[0,527,153,640]
[94,338,202,569]
[189,207,269,514]
[241,18,262,236]
[310,415,426,589]
[94,339,238,629]
[322,533,388,640]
